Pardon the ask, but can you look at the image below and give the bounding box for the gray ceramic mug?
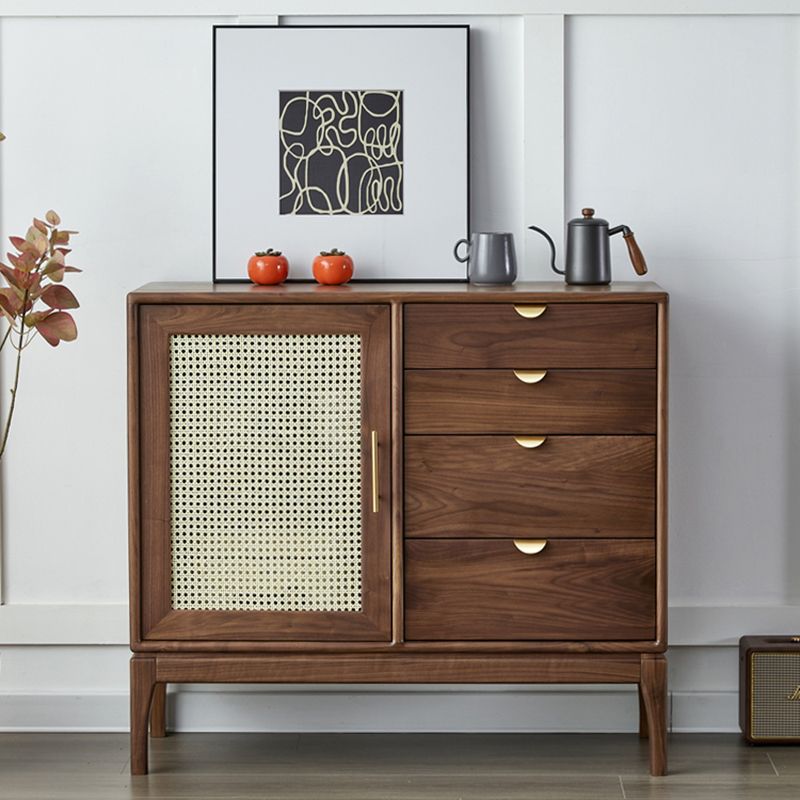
[454,232,517,285]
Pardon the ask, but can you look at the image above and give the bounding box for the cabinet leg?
[638,683,648,739]
[640,654,667,776]
[130,657,156,775]
[150,683,167,738]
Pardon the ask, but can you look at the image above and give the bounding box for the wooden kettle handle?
[623,231,648,275]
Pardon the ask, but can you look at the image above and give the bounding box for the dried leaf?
[24,310,47,327]
[0,264,20,289]
[33,218,49,234]
[9,236,26,252]
[43,252,65,271]
[45,210,61,226]
[35,310,77,346]
[17,270,40,291]
[25,226,48,256]
[0,287,20,311]
[52,231,70,246]
[0,289,19,322]
[41,284,79,310]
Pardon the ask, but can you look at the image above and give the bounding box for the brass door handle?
[513,369,547,384]
[513,304,547,319]
[513,539,548,555]
[371,430,379,514]
[513,436,547,449]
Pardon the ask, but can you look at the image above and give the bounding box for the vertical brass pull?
[371,430,379,514]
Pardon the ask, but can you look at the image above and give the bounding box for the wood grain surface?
[135,303,392,643]
[405,539,655,641]
[404,303,656,368]
[405,369,656,434]
[154,653,641,684]
[641,654,668,776]
[405,435,655,538]
[129,280,669,305]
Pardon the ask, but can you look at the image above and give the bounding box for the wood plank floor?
[1,732,799,799]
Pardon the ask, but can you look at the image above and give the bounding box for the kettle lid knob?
[582,208,595,218]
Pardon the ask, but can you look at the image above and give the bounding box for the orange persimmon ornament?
[312,248,353,285]
[247,249,289,285]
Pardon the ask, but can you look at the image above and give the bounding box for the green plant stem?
[0,290,29,460]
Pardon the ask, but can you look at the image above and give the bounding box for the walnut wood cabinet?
[128,282,668,777]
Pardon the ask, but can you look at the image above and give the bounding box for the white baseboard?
[0,688,739,733]
[0,601,782,732]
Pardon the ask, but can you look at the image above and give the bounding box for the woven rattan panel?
[169,333,363,612]
[751,652,800,738]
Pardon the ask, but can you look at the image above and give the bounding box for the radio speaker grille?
[168,333,363,613]
[750,652,800,740]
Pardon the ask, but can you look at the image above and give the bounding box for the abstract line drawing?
[279,90,403,216]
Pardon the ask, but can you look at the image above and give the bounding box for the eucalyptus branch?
[0,324,12,353]
[0,289,29,460]
[0,210,82,460]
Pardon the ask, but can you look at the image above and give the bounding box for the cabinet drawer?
[405,539,656,641]
[405,369,656,434]
[404,303,656,369]
[405,435,655,538]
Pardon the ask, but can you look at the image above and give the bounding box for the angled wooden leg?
[150,683,167,738]
[640,654,667,776]
[638,683,648,738]
[131,657,157,775]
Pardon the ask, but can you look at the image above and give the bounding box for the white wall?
[0,6,798,733]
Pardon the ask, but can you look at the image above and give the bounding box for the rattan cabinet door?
[133,304,391,642]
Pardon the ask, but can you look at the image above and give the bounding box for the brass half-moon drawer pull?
[513,436,547,449]
[513,539,548,555]
[513,304,547,319]
[513,369,547,384]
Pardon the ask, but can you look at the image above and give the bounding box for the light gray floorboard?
[0,733,799,800]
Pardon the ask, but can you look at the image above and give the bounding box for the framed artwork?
[213,25,470,282]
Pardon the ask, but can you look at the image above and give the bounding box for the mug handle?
[453,238,470,263]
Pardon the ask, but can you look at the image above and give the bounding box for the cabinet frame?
[127,282,668,777]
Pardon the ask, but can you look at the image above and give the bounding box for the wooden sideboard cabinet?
[128,281,668,776]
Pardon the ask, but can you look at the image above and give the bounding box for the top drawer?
[404,303,657,369]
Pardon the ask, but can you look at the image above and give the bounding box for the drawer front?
[404,303,657,369]
[405,539,655,641]
[405,435,655,538]
[405,369,656,434]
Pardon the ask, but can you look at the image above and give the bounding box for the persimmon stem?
[0,289,29,460]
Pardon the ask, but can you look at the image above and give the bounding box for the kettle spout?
[528,225,564,275]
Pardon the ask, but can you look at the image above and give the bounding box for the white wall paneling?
[1,2,800,17]
[522,14,565,276]
[566,14,800,606]
[1,6,799,733]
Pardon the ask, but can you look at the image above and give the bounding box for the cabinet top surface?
[129,281,667,304]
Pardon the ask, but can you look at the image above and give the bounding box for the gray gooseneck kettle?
[529,208,648,285]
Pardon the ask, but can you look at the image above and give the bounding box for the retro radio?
[740,635,800,743]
